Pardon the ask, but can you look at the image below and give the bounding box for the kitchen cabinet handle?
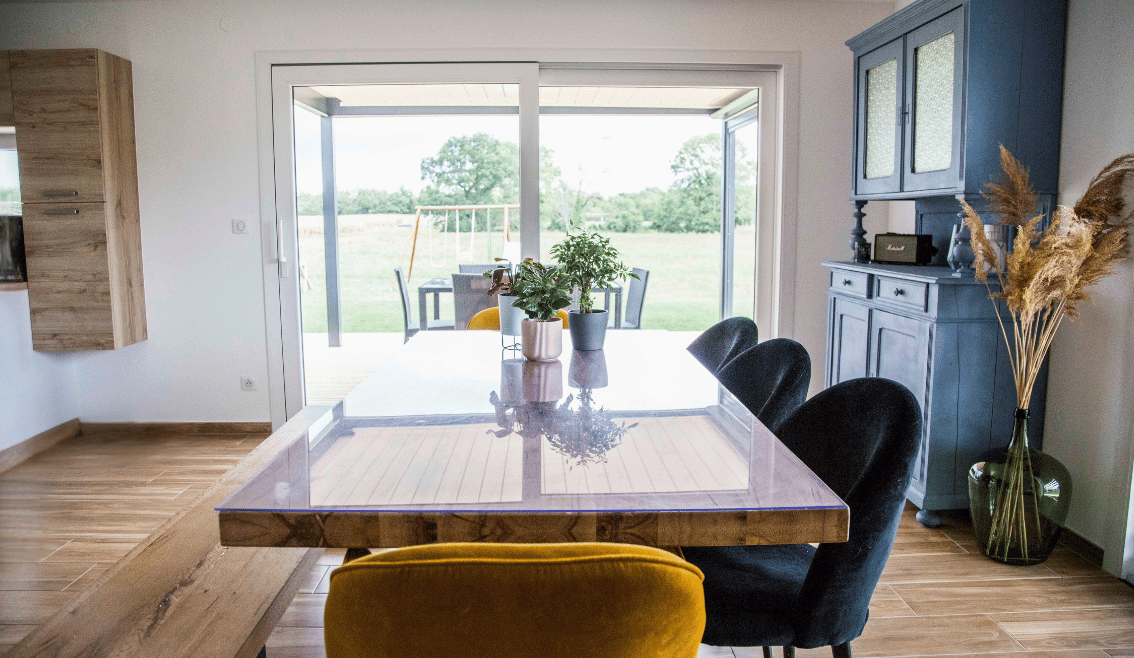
[42,190,79,197]
[842,279,852,286]
[43,208,80,215]
[893,288,905,296]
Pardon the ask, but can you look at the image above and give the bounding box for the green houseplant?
[483,259,522,339]
[509,259,572,361]
[962,146,1134,564]
[550,231,638,350]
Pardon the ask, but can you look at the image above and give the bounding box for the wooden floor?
[0,428,265,653]
[2,427,1132,657]
[270,510,1134,658]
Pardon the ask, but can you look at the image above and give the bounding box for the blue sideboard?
[824,261,1047,526]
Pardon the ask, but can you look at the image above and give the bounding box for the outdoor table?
[217,331,847,550]
[417,277,624,332]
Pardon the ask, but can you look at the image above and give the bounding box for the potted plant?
[550,231,638,350]
[484,259,522,339]
[509,259,572,361]
[963,146,1134,565]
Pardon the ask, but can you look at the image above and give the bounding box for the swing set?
[405,204,521,280]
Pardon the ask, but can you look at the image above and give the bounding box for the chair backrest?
[452,273,498,331]
[686,317,759,374]
[715,338,810,435]
[469,307,569,330]
[324,542,707,658]
[394,267,414,343]
[624,267,649,329]
[775,378,921,648]
[458,263,497,274]
[467,307,500,330]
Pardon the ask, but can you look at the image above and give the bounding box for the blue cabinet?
[848,0,1066,203]
[824,262,1047,524]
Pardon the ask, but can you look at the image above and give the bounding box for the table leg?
[432,292,441,320]
[614,291,622,329]
[418,290,428,332]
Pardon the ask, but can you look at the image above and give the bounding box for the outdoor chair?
[682,378,922,657]
[395,267,453,343]
[467,307,568,330]
[687,317,759,374]
[452,273,498,331]
[324,542,707,658]
[716,338,810,435]
[621,267,649,329]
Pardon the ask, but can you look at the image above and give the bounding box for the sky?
[293,108,720,198]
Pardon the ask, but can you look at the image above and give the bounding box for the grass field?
[297,216,755,334]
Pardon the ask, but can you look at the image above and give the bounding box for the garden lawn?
[298,218,753,334]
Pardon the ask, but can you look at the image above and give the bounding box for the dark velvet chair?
[715,338,810,435]
[687,317,759,375]
[683,378,922,658]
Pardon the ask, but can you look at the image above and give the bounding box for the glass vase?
[968,408,1073,565]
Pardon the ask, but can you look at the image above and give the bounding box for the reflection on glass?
[913,32,955,173]
[865,59,898,180]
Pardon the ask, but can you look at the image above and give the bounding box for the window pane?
[865,58,898,180]
[912,32,955,173]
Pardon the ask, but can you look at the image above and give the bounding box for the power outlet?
[240,376,256,391]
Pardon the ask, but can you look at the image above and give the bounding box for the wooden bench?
[6,410,325,658]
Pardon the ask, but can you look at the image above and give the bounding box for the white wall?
[1044,0,1134,577]
[0,293,78,450]
[0,0,895,427]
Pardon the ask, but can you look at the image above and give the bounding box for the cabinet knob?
[893,288,905,296]
[842,279,852,286]
[42,190,79,197]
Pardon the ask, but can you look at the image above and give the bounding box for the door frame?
[255,48,800,428]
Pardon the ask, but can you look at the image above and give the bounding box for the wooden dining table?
[217,331,847,549]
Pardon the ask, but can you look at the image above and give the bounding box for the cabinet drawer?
[829,270,870,298]
[875,276,928,311]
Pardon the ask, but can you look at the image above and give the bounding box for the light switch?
[232,219,248,234]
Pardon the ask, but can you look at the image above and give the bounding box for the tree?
[420,133,518,206]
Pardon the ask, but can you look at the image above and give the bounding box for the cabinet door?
[827,296,871,386]
[10,50,106,202]
[22,202,115,350]
[902,7,965,193]
[854,38,904,196]
[869,309,930,488]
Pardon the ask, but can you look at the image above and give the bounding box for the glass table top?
[218,331,844,517]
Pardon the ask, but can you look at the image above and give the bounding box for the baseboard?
[1059,526,1105,569]
[80,421,273,436]
[0,418,82,475]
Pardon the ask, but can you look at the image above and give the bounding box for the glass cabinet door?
[903,7,964,192]
[855,38,904,196]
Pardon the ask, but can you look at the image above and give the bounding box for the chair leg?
[783,647,795,658]
[762,648,772,658]
[831,642,853,658]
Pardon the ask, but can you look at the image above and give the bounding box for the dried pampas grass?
[962,146,1134,408]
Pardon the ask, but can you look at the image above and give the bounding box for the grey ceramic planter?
[568,310,608,351]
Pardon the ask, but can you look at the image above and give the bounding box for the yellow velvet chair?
[465,307,569,330]
[323,542,706,658]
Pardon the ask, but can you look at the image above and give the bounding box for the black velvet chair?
[687,317,759,375]
[683,378,922,658]
[715,338,810,435]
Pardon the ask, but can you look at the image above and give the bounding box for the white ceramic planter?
[498,295,523,337]
[521,318,563,361]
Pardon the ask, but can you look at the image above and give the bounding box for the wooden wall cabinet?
[9,49,146,351]
[825,261,1047,525]
[0,52,13,127]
